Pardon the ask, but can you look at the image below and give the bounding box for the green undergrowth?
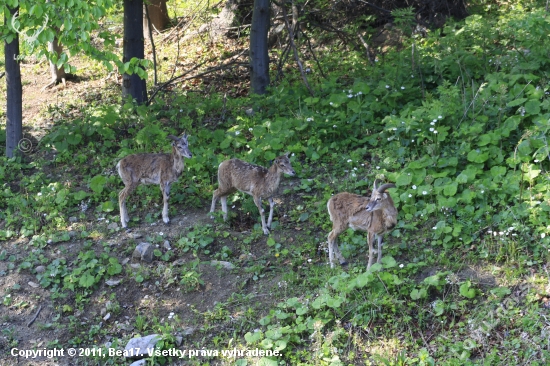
[2,0,550,364]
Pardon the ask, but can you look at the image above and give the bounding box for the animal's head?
[168,133,192,159]
[274,153,296,176]
[365,181,396,212]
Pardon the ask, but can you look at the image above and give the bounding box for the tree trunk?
[123,0,147,104]
[143,0,170,39]
[48,35,66,84]
[5,6,23,158]
[250,0,270,95]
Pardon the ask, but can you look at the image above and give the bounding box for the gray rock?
[35,266,46,274]
[105,279,122,287]
[69,216,78,223]
[107,222,118,230]
[124,334,161,358]
[163,240,171,250]
[129,359,147,366]
[182,327,195,336]
[211,260,236,270]
[133,242,154,263]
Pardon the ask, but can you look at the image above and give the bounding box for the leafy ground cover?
[2,1,550,365]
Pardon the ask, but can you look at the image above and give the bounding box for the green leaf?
[410,288,427,300]
[490,287,511,298]
[73,190,88,201]
[79,271,96,288]
[443,182,458,197]
[381,256,397,268]
[459,281,476,299]
[89,175,107,194]
[467,150,489,163]
[524,100,541,115]
[244,331,262,344]
[396,172,412,187]
[506,98,527,107]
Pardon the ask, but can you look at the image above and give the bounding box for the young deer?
[117,133,192,229]
[327,181,397,269]
[210,153,296,235]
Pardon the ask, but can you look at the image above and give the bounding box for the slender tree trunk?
[143,0,170,39]
[48,35,66,84]
[5,6,23,158]
[123,0,147,104]
[250,0,270,95]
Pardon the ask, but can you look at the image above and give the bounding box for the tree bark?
[250,0,270,95]
[143,0,170,38]
[48,35,66,85]
[5,6,23,158]
[123,0,147,104]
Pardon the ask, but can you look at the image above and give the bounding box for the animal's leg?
[220,196,229,221]
[376,234,384,263]
[367,232,375,270]
[161,182,171,224]
[210,190,219,219]
[267,197,275,229]
[254,196,269,235]
[119,182,137,228]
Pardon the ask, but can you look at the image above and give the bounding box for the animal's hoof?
[341,261,349,267]
[125,228,132,233]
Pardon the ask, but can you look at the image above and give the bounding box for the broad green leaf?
[89,175,107,194]
[525,100,541,115]
[506,98,527,107]
[410,288,427,300]
[443,182,458,196]
[396,172,412,187]
[78,271,96,288]
[244,331,262,344]
[467,150,489,163]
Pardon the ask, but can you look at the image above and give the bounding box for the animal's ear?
[182,131,188,139]
[284,152,290,157]
[383,193,388,199]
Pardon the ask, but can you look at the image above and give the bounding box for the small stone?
[103,313,111,321]
[69,217,77,223]
[133,242,154,263]
[129,360,147,366]
[127,232,143,239]
[124,334,161,358]
[182,327,195,336]
[28,281,39,288]
[35,266,46,274]
[106,279,122,287]
[107,222,118,230]
[175,335,183,346]
[210,260,236,270]
[163,240,171,250]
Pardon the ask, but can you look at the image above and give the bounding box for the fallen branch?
[281,2,314,96]
[357,33,374,66]
[27,305,42,327]
[146,48,248,105]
